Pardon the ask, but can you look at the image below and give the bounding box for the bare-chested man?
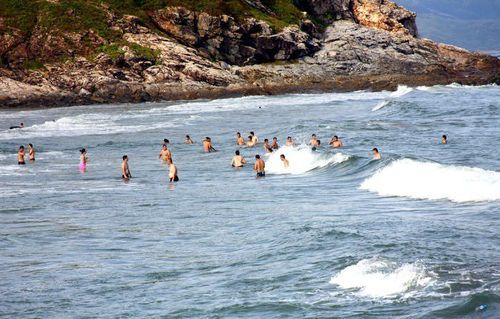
[285,136,294,146]
[159,144,172,164]
[250,131,258,145]
[441,135,447,144]
[263,139,273,153]
[280,154,289,168]
[329,136,344,148]
[254,154,265,177]
[231,150,246,167]
[372,148,381,160]
[28,143,35,161]
[169,160,179,182]
[17,146,25,165]
[122,155,131,180]
[236,132,245,146]
[203,137,216,152]
[271,137,279,149]
[246,135,256,147]
[185,135,194,144]
[309,134,319,147]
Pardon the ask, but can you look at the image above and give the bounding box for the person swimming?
[159,144,172,164]
[121,155,131,179]
[17,146,25,165]
[309,134,319,147]
[169,159,179,182]
[79,148,88,171]
[372,148,381,160]
[254,154,265,177]
[263,139,273,153]
[185,135,194,144]
[280,154,289,168]
[231,150,246,167]
[28,143,35,161]
[271,137,279,149]
[203,137,216,152]
[10,122,24,130]
[246,135,256,147]
[442,135,447,144]
[329,135,343,148]
[250,131,258,145]
[236,132,245,146]
[285,136,294,146]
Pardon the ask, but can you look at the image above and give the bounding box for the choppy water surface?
[1,84,499,318]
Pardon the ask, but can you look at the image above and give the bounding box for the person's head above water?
[312,134,316,138]
[442,135,447,139]
[317,140,321,145]
[20,123,24,127]
[287,136,292,140]
[80,148,86,154]
[19,145,24,150]
[250,131,255,136]
[186,135,190,139]
[28,143,33,148]
[163,139,169,144]
[162,144,167,149]
[248,136,252,140]
[264,139,269,143]
[255,154,260,159]
[273,137,277,141]
[372,148,379,153]
[123,155,128,161]
[237,132,241,137]
[280,154,285,160]
[334,135,339,140]
[235,150,240,155]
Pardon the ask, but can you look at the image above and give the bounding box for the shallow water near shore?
[0,84,499,318]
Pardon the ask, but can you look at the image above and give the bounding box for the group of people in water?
[13,124,449,180]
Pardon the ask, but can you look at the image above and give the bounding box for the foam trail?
[330,257,434,298]
[265,145,349,175]
[371,101,389,111]
[371,85,413,111]
[360,159,500,203]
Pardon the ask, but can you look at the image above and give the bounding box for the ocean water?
[0,84,499,318]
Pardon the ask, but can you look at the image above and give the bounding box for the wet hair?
[287,136,292,140]
[273,137,277,140]
[28,143,33,147]
[312,134,316,137]
[255,154,260,159]
[442,135,447,139]
[317,140,321,145]
[123,155,128,160]
[163,139,169,144]
[248,136,252,139]
[235,150,240,155]
[280,154,285,159]
[20,123,24,126]
[162,144,167,148]
[205,137,210,140]
[19,145,24,149]
[80,148,86,154]
[250,131,255,136]
[186,135,190,138]
[372,148,379,152]
[237,132,241,136]
[264,139,269,143]
[334,135,338,140]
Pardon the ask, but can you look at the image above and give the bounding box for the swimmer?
[246,135,256,147]
[250,131,258,144]
[10,122,24,130]
[169,160,179,182]
[442,135,447,144]
[280,154,289,168]
[203,137,216,152]
[28,143,35,161]
[79,148,88,171]
[17,146,25,165]
[121,155,131,179]
[231,150,246,167]
[271,137,279,149]
[263,139,273,153]
[185,135,194,144]
[159,144,172,164]
[254,154,265,177]
[285,136,294,146]
[372,148,381,160]
[329,135,344,148]
[236,132,245,146]
[309,134,319,147]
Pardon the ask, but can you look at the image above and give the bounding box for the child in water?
[79,149,88,171]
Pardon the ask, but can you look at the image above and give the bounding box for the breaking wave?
[360,159,500,203]
[265,145,349,175]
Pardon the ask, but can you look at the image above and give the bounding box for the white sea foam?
[264,145,349,175]
[330,257,434,298]
[372,100,389,111]
[360,159,500,203]
[390,85,414,98]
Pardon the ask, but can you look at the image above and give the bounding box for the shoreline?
[1,72,496,110]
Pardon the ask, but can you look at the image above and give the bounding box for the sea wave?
[264,145,349,175]
[330,257,435,299]
[360,159,500,203]
[371,85,413,111]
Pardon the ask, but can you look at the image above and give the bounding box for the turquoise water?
[1,84,499,318]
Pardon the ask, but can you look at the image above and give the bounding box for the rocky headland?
[0,0,498,108]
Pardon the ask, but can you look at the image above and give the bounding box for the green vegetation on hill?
[0,0,305,65]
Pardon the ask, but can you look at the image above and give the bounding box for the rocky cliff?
[0,0,498,107]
